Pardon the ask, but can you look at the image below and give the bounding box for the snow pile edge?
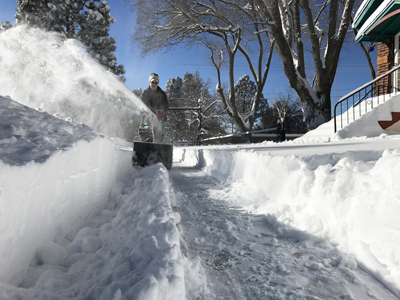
[0,137,117,284]
[105,164,186,300]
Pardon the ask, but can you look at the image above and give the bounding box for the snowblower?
[132,107,201,170]
[132,111,173,170]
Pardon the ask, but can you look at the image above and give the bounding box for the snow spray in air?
[0,25,147,140]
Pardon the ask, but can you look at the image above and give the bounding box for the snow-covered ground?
[1,94,400,299]
[1,25,400,300]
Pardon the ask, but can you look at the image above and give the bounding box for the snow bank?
[174,145,400,297]
[0,138,116,284]
[0,97,203,298]
[0,97,132,285]
[101,165,186,300]
[0,163,199,300]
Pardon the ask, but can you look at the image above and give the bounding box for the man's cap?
[149,73,159,83]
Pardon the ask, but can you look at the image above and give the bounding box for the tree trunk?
[302,90,332,130]
[254,0,355,131]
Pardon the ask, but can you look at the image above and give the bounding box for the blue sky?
[1,0,377,106]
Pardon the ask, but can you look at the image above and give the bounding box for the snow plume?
[0,25,146,140]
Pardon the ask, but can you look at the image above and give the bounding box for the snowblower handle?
[156,109,165,117]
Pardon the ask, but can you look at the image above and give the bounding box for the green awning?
[355,0,400,42]
[354,0,384,29]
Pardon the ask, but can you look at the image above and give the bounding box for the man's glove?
[156,109,165,117]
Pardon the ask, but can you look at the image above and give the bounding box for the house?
[354,0,400,94]
[333,0,400,133]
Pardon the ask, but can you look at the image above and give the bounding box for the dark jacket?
[140,86,169,121]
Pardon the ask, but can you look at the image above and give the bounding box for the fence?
[167,107,304,145]
[172,130,303,146]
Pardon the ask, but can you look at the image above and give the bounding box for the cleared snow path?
[170,167,399,300]
[0,162,398,300]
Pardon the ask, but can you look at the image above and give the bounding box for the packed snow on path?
[1,94,400,300]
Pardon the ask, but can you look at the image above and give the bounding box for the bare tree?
[125,0,275,132]
[352,28,376,81]
[253,0,356,130]
[347,0,376,80]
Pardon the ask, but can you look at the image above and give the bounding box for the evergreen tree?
[165,76,184,101]
[16,0,50,28]
[132,88,142,97]
[233,75,275,130]
[234,75,257,117]
[182,72,209,141]
[0,21,12,31]
[257,97,275,130]
[80,0,125,79]
[16,0,125,79]
[182,72,203,104]
[164,77,190,141]
[182,72,225,141]
[164,73,225,142]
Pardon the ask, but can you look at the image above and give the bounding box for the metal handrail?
[334,64,400,132]
[168,106,201,111]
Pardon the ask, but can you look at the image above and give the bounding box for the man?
[140,73,169,143]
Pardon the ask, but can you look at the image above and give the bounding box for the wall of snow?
[0,137,129,285]
[173,146,400,297]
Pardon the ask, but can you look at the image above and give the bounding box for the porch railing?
[333,65,400,132]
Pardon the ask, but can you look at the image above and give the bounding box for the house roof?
[354,0,400,42]
[354,0,385,29]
